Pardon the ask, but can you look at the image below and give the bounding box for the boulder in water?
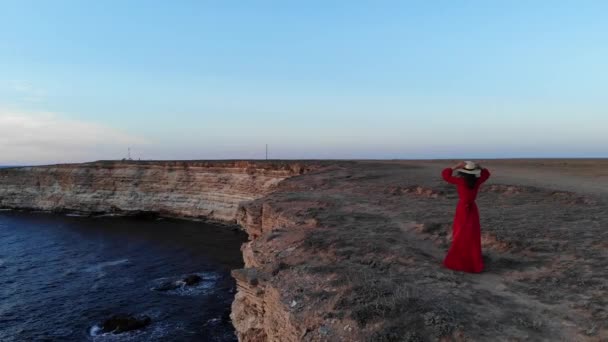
[152,274,203,292]
[183,274,202,286]
[102,314,151,334]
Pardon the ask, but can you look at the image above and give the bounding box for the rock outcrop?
[152,274,204,292]
[0,160,308,222]
[1,160,607,341]
[230,161,608,341]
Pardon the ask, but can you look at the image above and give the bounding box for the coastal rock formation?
[2,159,607,341]
[152,274,204,292]
[230,161,608,341]
[0,160,308,222]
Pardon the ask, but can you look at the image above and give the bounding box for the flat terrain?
[419,159,608,195]
[242,159,608,341]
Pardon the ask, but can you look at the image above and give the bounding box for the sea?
[0,211,247,341]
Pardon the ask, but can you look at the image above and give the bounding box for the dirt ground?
[243,159,608,341]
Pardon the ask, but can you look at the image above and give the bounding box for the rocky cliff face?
[0,161,307,222]
[2,160,606,341]
[229,161,607,341]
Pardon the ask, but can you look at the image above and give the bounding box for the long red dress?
[441,167,491,273]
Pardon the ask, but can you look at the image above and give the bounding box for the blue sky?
[0,1,606,164]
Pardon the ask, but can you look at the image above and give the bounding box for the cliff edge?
[230,161,607,341]
[0,160,309,222]
[1,160,606,341]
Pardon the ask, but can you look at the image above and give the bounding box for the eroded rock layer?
[2,160,607,341]
[0,160,307,222]
[231,161,608,341]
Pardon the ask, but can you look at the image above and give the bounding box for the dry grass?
[241,159,608,341]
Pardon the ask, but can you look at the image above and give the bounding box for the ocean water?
[0,211,246,341]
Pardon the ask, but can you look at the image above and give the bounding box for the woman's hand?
[452,161,466,170]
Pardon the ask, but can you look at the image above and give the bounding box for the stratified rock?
[230,161,608,342]
[0,161,307,222]
[101,314,151,334]
[5,160,604,341]
[232,268,259,286]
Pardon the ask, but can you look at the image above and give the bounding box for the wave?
[89,321,172,341]
[84,259,130,275]
[150,272,219,296]
[66,213,87,217]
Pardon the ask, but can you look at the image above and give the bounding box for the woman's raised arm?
[479,168,491,184]
[442,162,465,184]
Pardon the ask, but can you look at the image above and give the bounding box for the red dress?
[441,167,491,273]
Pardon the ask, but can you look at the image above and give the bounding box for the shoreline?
[0,211,245,341]
[0,206,243,228]
[1,159,607,340]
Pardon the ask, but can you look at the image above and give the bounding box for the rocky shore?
[1,159,607,341]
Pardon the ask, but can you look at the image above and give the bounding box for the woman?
[441,161,491,273]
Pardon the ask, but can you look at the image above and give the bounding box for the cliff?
[1,160,607,341]
[0,160,309,222]
[230,161,607,341]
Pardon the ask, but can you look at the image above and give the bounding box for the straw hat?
[457,161,482,177]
